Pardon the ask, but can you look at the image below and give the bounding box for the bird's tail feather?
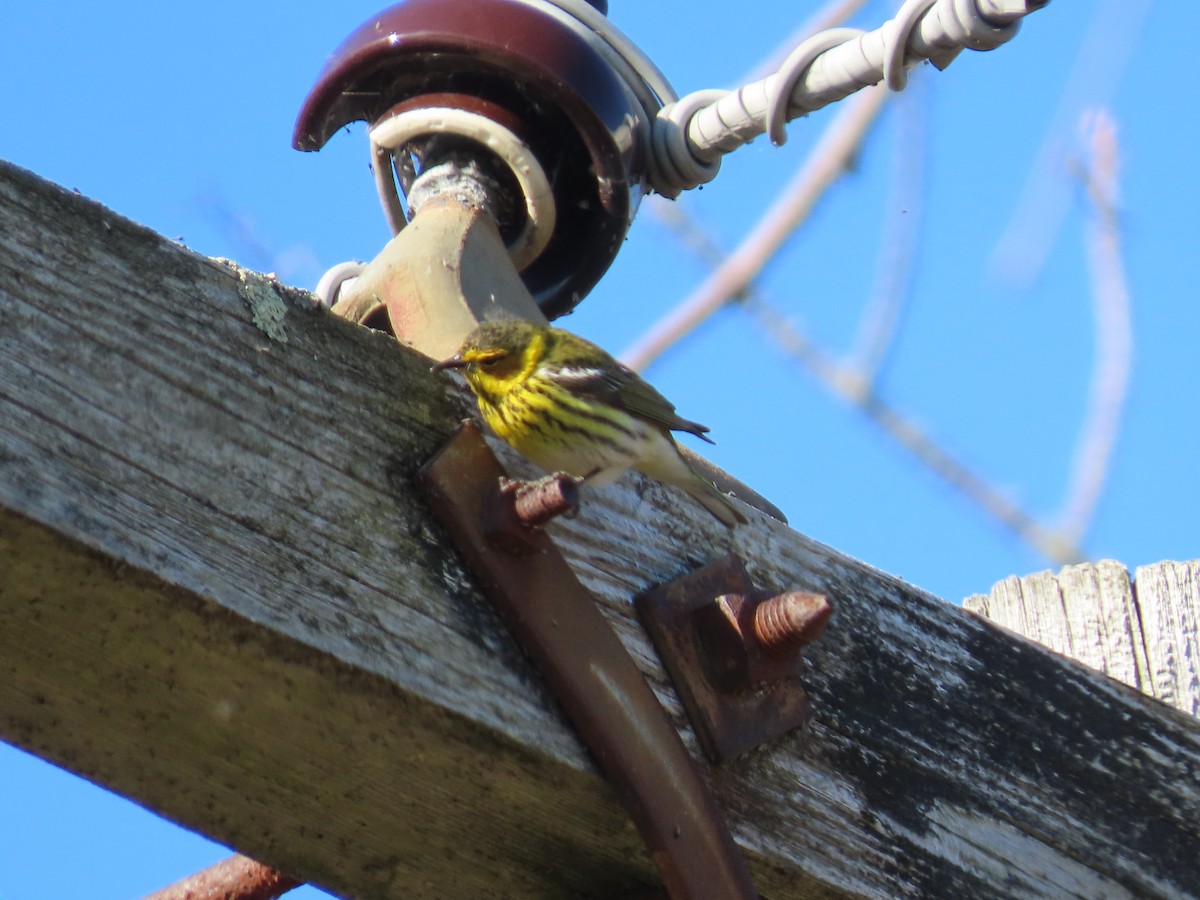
[636,437,749,528]
[685,477,749,528]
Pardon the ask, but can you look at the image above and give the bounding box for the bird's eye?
[480,355,503,368]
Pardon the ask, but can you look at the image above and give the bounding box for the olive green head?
[431,320,550,401]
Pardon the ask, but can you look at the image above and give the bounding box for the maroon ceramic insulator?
[293,0,650,319]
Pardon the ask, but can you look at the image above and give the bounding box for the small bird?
[433,320,747,527]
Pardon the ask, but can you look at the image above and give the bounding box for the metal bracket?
[636,554,830,763]
[418,422,758,900]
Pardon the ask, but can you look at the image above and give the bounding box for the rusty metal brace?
[419,421,759,900]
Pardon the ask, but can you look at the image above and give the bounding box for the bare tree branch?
[642,73,1091,564]
[988,0,1151,289]
[649,191,1083,564]
[848,77,927,388]
[1057,109,1131,546]
[621,84,889,372]
[745,298,1082,565]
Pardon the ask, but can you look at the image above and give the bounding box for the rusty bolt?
[140,854,302,900]
[486,474,581,554]
[508,474,581,528]
[692,589,831,692]
[752,591,831,654]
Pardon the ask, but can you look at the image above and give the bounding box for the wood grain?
[1135,560,1200,715]
[3,158,1199,899]
[968,559,1199,718]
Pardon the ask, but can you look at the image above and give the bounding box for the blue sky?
[2,1,1193,897]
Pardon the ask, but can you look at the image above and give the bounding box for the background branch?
[636,63,1105,565]
[848,78,926,388]
[1056,109,1131,546]
[621,84,889,372]
[987,0,1152,288]
[746,297,1082,564]
[646,182,1082,564]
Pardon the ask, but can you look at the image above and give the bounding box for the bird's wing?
[546,361,715,444]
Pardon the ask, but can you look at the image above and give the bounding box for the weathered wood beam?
[967,559,1200,716]
[2,158,1199,899]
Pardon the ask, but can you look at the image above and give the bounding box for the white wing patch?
[546,365,618,392]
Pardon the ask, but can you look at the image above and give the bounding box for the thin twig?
[621,84,889,372]
[746,298,1082,565]
[649,115,1086,563]
[987,0,1151,288]
[650,194,1083,563]
[1056,109,1131,546]
[848,75,926,387]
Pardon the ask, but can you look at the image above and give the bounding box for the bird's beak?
[431,354,468,373]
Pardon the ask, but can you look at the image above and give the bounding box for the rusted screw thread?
[511,474,580,528]
[752,592,831,653]
[140,853,302,900]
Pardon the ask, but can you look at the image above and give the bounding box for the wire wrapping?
[651,0,1038,196]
